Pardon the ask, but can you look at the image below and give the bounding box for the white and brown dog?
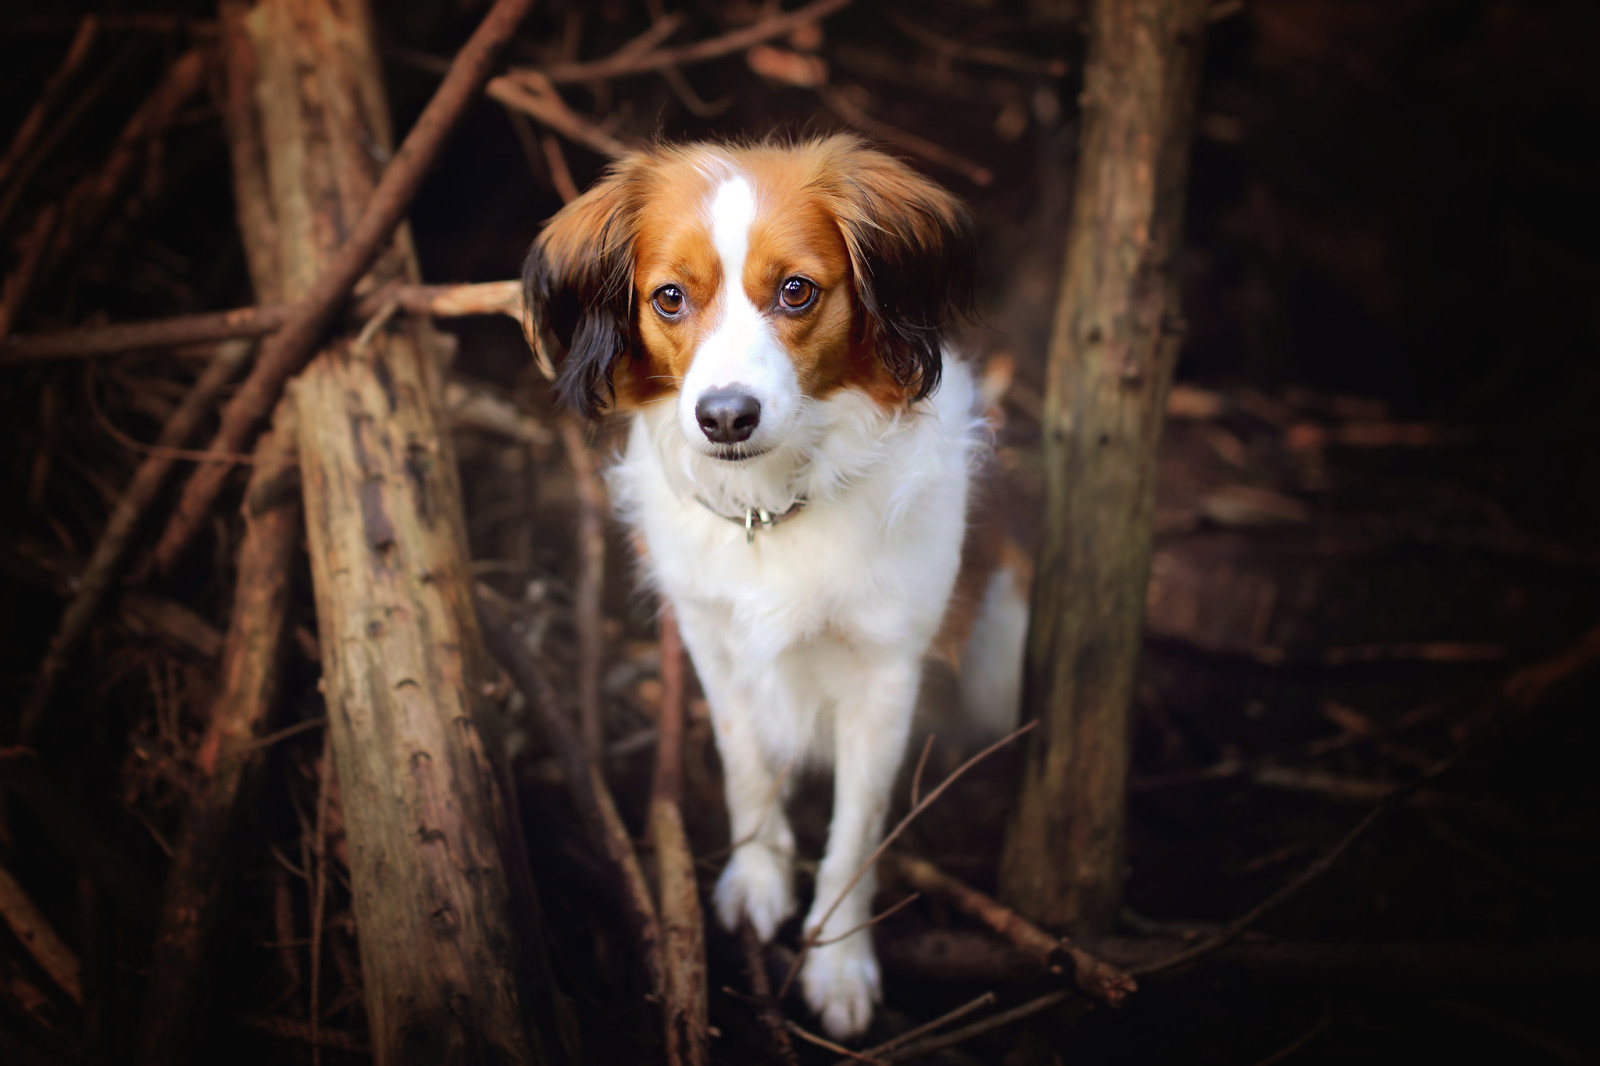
[524,136,1019,1039]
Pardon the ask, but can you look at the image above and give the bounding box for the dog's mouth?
[707,445,771,463]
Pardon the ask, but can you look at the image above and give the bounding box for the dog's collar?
[695,495,808,543]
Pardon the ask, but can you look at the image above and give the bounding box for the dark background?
[1,1,1597,1063]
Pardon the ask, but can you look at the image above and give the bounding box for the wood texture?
[999,0,1209,933]
[649,608,709,1066]
[240,1,547,1061]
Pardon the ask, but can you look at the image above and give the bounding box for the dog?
[523,136,1016,1039]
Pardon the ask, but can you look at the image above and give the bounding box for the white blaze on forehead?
[690,174,768,390]
[710,174,757,286]
[677,171,801,454]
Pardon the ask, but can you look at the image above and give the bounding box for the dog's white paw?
[714,842,795,941]
[801,934,881,1040]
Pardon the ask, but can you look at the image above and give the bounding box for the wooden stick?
[848,991,997,1063]
[881,927,1600,987]
[236,1014,370,1055]
[877,990,1072,1064]
[780,722,1036,999]
[476,592,665,997]
[132,399,301,1066]
[0,859,82,1004]
[217,1,280,303]
[487,73,632,158]
[560,417,608,761]
[0,751,160,925]
[816,84,994,186]
[882,9,1068,77]
[0,203,58,340]
[148,0,534,578]
[0,16,100,193]
[651,605,709,1066]
[786,1020,886,1063]
[524,0,852,86]
[37,49,210,286]
[740,922,801,1066]
[890,853,1137,1006]
[3,280,523,364]
[1134,753,1462,979]
[18,338,254,740]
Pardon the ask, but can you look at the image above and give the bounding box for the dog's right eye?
[652,285,686,318]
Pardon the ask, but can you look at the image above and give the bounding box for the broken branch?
[889,853,1137,1006]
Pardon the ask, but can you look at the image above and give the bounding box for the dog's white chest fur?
[613,359,978,759]
[608,360,981,1038]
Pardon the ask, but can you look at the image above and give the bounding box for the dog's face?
[524,137,974,459]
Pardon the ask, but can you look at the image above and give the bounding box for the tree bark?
[999,0,1209,934]
[238,1,551,1061]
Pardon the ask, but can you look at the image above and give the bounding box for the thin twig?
[786,1020,886,1064]
[488,71,633,158]
[740,922,801,1066]
[908,735,934,809]
[841,990,997,1063]
[476,591,666,997]
[810,892,922,948]
[37,48,210,286]
[148,0,535,577]
[0,203,58,339]
[890,853,1137,1005]
[85,361,255,464]
[778,722,1035,999]
[1133,752,1462,979]
[816,84,994,186]
[525,0,852,85]
[309,730,332,1066]
[0,859,82,1003]
[877,989,1071,1063]
[237,1013,369,1055]
[240,715,327,754]
[1252,1002,1333,1066]
[541,134,580,204]
[18,338,254,740]
[560,417,607,762]
[882,8,1068,77]
[0,16,100,192]
[0,37,140,235]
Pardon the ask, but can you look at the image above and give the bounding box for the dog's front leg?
[674,602,798,941]
[801,654,919,1040]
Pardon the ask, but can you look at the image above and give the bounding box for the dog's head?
[523,137,974,461]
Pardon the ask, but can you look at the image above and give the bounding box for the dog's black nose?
[695,388,761,444]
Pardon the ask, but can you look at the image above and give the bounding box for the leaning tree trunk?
[999,0,1209,934]
[236,1,553,1061]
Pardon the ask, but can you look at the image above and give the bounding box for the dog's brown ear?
[523,155,650,418]
[816,137,976,402]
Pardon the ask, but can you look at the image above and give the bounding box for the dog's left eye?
[652,285,686,317]
[778,276,817,311]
